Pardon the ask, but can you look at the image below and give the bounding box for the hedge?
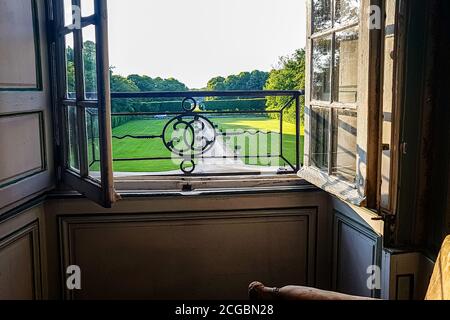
[110,98,272,128]
[200,98,267,112]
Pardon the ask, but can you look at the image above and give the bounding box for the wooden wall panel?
[0,0,54,215]
[0,112,45,188]
[330,197,383,298]
[0,0,41,90]
[59,208,317,300]
[0,222,42,300]
[382,250,435,300]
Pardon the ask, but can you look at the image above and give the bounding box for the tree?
[109,73,140,127]
[206,76,226,91]
[264,49,305,123]
[83,40,97,96]
[66,46,75,98]
[205,70,269,100]
[127,74,188,92]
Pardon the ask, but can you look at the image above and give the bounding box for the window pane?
[335,0,360,26]
[81,0,95,17]
[82,25,98,100]
[333,27,359,103]
[332,109,357,182]
[310,107,329,170]
[312,37,332,101]
[86,107,101,179]
[65,33,75,99]
[67,106,80,170]
[64,0,73,27]
[312,0,332,33]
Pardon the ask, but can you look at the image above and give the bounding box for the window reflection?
[333,27,359,103]
[335,0,360,26]
[332,109,357,182]
[311,107,329,170]
[312,0,332,32]
[312,37,332,101]
[82,25,98,100]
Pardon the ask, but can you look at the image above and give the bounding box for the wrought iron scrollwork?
[108,90,303,175]
[162,97,217,174]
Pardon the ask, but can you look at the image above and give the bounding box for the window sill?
[298,166,365,206]
[114,173,311,194]
[53,175,319,200]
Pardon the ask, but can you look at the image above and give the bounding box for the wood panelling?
[382,250,435,300]
[0,222,42,299]
[0,0,54,215]
[59,208,317,300]
[332,210,382,298]
[0,112,45,188]
[44,191,330,299]
[0,0,41,90]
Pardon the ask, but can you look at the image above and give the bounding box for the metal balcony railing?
[87,90,304,176]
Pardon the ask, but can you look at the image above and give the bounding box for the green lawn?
[89,117,304,173]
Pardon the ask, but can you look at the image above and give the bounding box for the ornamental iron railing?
[86,90,304,176]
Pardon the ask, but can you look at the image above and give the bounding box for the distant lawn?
[89,117,304,173]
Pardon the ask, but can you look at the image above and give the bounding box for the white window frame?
[300,0,382,207]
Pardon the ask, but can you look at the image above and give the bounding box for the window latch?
[400,142,408,155]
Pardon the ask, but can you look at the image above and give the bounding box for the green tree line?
[67,41,305,125]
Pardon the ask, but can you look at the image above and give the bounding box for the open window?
[300,0,380,207]
[52,0,117,207]
[49,0,308,200]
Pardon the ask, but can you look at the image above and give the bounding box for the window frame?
[301,0,381,207]
[48,0,339,201]
[52,0,117,207]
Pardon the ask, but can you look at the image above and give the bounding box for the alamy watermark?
[67,5,81,30]
[66,265,82,290]
[67,4,383,31]
[367,265,382,290]
[369,5,382,30]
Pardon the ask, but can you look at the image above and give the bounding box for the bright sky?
[100,0,306,89]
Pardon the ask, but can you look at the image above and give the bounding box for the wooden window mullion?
[73,0,89,177]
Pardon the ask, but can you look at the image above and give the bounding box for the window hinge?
[400,142,408,155]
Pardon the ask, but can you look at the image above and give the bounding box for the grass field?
[89,117,304,173]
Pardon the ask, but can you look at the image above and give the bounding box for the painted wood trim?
[299,166,364,205]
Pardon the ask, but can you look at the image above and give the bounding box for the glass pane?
[86,108,101,179]
[82,25,98,100]
[312,0,332,33]
[67,106,80,170]
[312,37,332,101]
[81,0,95,17]
[64,0,73,27]
[65,33,76,99]
[335,0,360,26]
[333,27,359,103]
[332,109,357,182]
[310,107,329,170]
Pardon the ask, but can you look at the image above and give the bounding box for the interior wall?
[43,190,330,300]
